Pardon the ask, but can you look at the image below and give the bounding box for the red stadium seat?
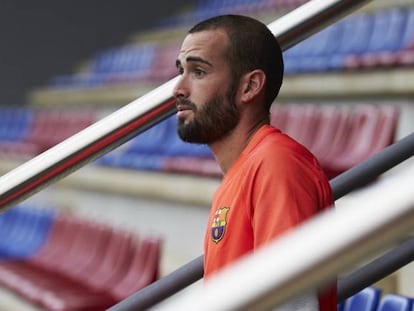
[270,103,399,179]
[325,104,398,176]
[82,229,136,292]
[308,105,355,178]
[306,105,342,162]
[0,213,161,311]
[162,156,222,177]
[110,236,161,301]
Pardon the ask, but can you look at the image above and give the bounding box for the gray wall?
[0,0,193,105]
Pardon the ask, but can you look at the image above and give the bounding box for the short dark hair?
[189,14,284,111]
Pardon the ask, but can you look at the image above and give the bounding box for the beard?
[177,88,240,144]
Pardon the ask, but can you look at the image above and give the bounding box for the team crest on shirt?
[211,207,230,243]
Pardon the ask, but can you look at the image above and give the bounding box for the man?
[173,15,336,310]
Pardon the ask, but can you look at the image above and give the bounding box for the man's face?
[173,29,240,144]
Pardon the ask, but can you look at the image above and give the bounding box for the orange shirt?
[204,125,335,310]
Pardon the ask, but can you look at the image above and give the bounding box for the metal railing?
[149,165,414,311]
[338,235,414,301]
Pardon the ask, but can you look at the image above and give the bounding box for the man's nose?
[173,76,189,99]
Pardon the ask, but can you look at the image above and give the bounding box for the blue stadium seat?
[0,107,32,142]
[284,11,377,73]
[49,43,157,88]
[366,9,406,53]
[400,8,414,50]
[344,287,381,311]
[332,13,374,69]
[0,205,54,259]
[97,119,175,171]
[345,8,408,68]
[377,294,414,311]
[296,23,345,72]
[113,119,170,171]
[0,212,161,311]
[92,43,156,77]
[126,120,170,156]
[117,153,165,171]
[394,7,414,66]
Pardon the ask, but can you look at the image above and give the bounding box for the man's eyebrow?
[176,56,213,68]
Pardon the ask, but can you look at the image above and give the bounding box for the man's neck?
[209,119,268,175]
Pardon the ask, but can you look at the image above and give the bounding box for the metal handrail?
[108,131,414,311]
[338,236,414,301]
[0,0,372,210]
[150,166,414,311]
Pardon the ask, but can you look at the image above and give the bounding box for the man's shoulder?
[252,126,313,161]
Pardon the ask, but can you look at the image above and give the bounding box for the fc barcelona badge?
[211,207,230,243]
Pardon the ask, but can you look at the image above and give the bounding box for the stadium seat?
[0,107,32,141]
[344,287,381,311]
[0,206,54,259]
[109,236,162,301]
[149,42,182,81]
[0,215,91,303]
[91,43,157,84]
[325,105,382,173]
[0,107,38,160]
[82,229,136,293]
[111,119,171,171]
[126,120,170,156]
[298,23,345,73]
[282,104,320,149]
[370,105,399,153]
[51,220,111,282]
[394,7,414,66]
[270,103,399,178]
[325,104,398,176]
[162,156,222,177]
[309,105,355,178]
[376,294,414,311]
[346,9,407,68]
[284,12,375,73]
[270,104,291,131]
[0,211,161,311]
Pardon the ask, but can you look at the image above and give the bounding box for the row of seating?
[47,3,414,90]
[48,40,181,89]
[0,103,398,179]
[1,206,411,311]
[174,0,308,23]
[0,107,96,160]
[340,287,414,311]
[284,7,414,73]
[99,103,398,179]
[90,1,297,89]
[0,205,161,311]
[270,103,399,178]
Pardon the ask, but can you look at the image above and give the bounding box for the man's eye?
[193,69,205,77]
[177,67,184,75]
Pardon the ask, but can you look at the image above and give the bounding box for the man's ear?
[240,69,266,103]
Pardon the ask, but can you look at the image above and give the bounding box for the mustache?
[176,98,197,111]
